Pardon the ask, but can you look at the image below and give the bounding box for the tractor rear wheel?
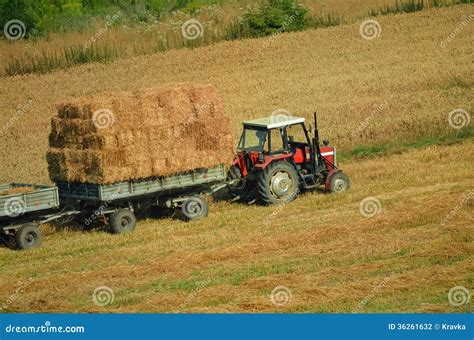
[257,161,299,205]
[328,172,351,193]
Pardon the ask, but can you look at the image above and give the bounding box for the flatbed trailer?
[0,165,234,250]
[0,183,78,249]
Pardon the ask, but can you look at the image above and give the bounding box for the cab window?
[238,127,267,151]
[269,128,285,152]
[287,123,307,144]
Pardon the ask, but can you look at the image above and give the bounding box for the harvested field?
[0,141,472,312]
[47,84,234,183]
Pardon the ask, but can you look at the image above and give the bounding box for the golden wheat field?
[0,0,458,77]
[0,5,473,313]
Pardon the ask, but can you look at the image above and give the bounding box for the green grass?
[368,0,425,16]
[4,44,123,76]
[340,128,474,162]
[367,0,472,17]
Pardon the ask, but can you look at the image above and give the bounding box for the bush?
[244,0,309,37]
[0,0,52,37]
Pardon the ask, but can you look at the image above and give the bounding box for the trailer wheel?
[109,209,136,234]
[15,223,41,250]
[258,161,299,205]
[182,196,208,221]
[329,172,350,193]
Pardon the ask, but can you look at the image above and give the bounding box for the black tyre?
[109,209,137,234]
[15,223,41,250]
[227,165,257,203]
[182,196,208,221]
[329,172,351,193]
[257,161,300,205]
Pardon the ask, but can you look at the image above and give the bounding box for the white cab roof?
[243,116,305,129]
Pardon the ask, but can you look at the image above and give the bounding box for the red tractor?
[228,112,350,204]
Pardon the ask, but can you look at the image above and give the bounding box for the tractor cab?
[229,112,350,205]
[238,116,308,154]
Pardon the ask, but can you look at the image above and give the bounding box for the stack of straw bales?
[47,84,234,184]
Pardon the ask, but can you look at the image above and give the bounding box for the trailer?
[0,183,78,249]
[56,164,230,233]
[0,165,233,250]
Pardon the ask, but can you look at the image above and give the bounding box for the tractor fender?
[254,153,293,170]
[232,154,248,177]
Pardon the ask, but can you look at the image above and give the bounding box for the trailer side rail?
[57,165,227,201]
[0,183,59,217]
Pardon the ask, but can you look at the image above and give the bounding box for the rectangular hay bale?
[47,84,234,184]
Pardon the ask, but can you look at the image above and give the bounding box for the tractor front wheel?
[257,161,299,205]
[328,172,351,193]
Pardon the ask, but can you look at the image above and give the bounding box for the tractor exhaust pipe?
[313,112,319,143]
[313,112,323,166]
